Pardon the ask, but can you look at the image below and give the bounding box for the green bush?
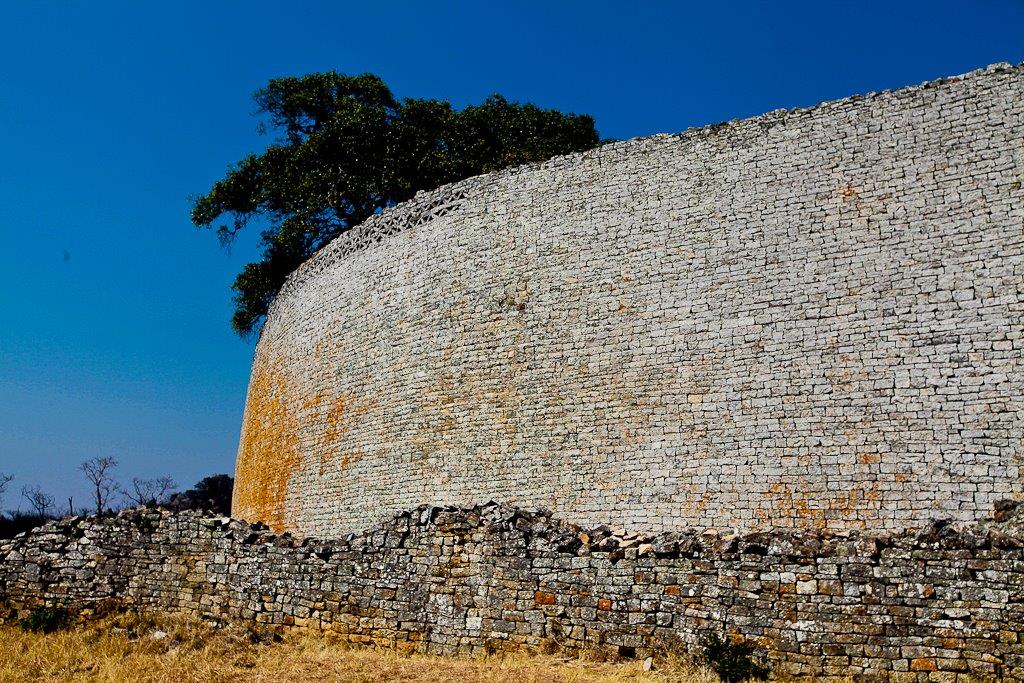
[699,631,770,682]
[19,605,71,634]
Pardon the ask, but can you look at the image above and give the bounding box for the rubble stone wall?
[3,505,1024,680]
[234,63,1024,537]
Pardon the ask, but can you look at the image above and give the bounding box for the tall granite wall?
[3,504,1024,680]
[235,63,1024,537]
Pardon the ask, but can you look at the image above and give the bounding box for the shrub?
[699,631,770,682]
[19,605,71,634]
[167,475,233,515]
[0,512,54,539]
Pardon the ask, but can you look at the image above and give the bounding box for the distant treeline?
[0,463,233,539]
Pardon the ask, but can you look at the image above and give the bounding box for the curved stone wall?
[234,64,1024,537]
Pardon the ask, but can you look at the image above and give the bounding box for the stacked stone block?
[3,504,1024,680]
[234,63,1024,537]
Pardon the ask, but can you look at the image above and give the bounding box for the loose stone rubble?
[3,503,1024,680]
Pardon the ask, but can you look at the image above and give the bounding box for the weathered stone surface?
[233,63,1024,538]
[3,504,1024,680]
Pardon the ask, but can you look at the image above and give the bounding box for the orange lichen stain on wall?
[407,337,526,466]
[232,354,302,533]
[410,370,460,457]
[677,483,711,518]
[299,388,371,475]
[840,183,860,201]
[758,479,882,530]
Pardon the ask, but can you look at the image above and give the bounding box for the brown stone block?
[534,591,556,605]
[911,657,938,671]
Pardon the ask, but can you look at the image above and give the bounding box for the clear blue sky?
[1,1,1022,512]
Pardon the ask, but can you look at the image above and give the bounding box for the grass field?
[0,611,723,682]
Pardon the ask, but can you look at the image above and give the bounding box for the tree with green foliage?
[192,72,600,336]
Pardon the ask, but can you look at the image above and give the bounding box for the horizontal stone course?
[233,62,1024,537]
[3,503,1024,680]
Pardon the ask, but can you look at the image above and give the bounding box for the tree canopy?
[193,72,601,336]
[168,474,234,515]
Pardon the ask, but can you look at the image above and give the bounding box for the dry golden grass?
[0,611,722,683]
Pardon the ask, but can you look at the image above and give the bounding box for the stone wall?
[234,63,1024,538]
[3,505,1024,680]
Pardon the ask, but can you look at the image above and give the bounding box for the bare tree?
[80,457,120,515]
[122,476,177,507]
[0,472,12,508]
[21,485,54,517]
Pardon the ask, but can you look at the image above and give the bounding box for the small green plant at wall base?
[18,606,71,634]
[699,631,770,683]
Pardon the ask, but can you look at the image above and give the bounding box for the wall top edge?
[4,499,1023,560]
[259,60,1023,342]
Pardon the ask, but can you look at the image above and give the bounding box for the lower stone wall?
[2,503,1023,680]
